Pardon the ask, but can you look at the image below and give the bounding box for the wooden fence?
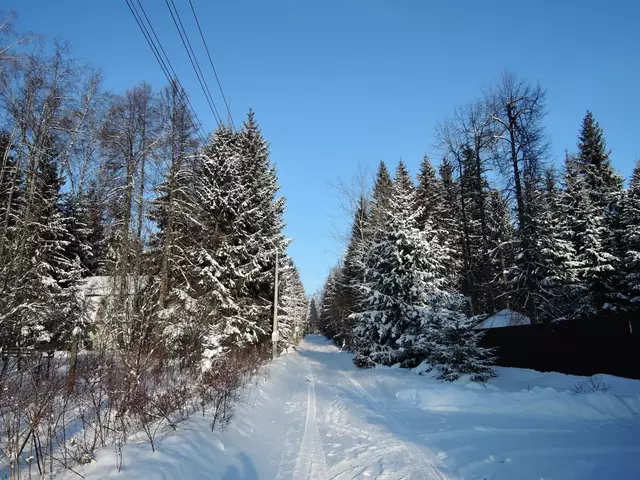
[478,313,640,379]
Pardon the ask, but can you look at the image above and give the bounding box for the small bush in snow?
[572,375,610,394]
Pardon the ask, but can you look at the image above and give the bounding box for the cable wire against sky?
[133,0,208,140]
[188,0,235,129]
[125,0,208,144]
[165,0,223,127]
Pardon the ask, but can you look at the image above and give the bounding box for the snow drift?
[396,384,640,420]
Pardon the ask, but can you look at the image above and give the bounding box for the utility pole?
[272,250,279,359]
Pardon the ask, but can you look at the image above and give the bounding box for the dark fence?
[478,313,640,379]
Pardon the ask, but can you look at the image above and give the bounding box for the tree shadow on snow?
[222,453,260,480]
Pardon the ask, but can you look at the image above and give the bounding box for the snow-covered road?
[66,335,640,479]
[280,337,451,480]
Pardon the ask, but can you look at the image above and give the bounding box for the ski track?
[291,361,328,480]
[275,355,307,480]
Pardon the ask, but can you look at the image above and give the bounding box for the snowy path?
[64,335,640,479]
[289,338,450,480]
[291,367,327,479]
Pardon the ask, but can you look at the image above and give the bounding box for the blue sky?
[5,0,639,293]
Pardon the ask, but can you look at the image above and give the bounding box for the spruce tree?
[1,138,85,355]
[428,296,495,382]
[334,195,368,348]
[458,146,490,314]
[353,161,440,367]
[277,258,307,348]
[576,112,623,210]
[560,155,616,316]
[238,110,289,341]
[308,298,320,333]
[534,169,579,322]
[416,157,460,289]
[77,185,107,275]
[346,160,394,351]
[485,190,514,312]
[368,160,393,230]
[192,125,254,367]
[319,267,341,340]
[574,111,624,310]
[436,157,463,289]
[59,193,94,277]
[415,155,439,230]
[621,159,640,306]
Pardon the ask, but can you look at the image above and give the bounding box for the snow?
[475,309,531,328]
[80,275,149,297]
[396,381,639,420]
[60,335,640,480]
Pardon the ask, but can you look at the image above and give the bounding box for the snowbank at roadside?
[395,364,640,420]
[397,384,640,419]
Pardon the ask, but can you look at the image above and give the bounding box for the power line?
[187,0,235,129]
[125,0,207,144]
[165,0,222,128]
[132,0,208,143]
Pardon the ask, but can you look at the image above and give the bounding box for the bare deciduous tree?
[486,72,549,321]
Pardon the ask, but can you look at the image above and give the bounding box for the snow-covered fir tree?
[560,154,618,317]
[0,135,86,355]
[620,159,640,306]
[75,185,107,275]
[436,157,463,288]
[346,161,494,379]
[573,111,624,310]
[308,298,320,333]
[333,195,368,348]
[352,161,429,367]
[193,125,261,366]
[575,111,623,212]
[426,294,495,382]
[415,155,440,231]
[277,258,308,349]
[416,156,461,288]
[485,189,515,311]
[458,146,491,315]
[367,161,393,232]
[237,111,289,342]
[534,169,580,322]
[319,267,342,340]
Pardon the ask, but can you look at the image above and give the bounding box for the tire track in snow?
[292,363,328,480]
[342,373,453,480]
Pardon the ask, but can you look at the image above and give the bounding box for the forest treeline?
[0,15,308,478]
[314,72,639,380]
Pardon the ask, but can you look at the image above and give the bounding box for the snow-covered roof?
[475,309,531,329]
[80,276,149,296]
[81,276,111,296]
